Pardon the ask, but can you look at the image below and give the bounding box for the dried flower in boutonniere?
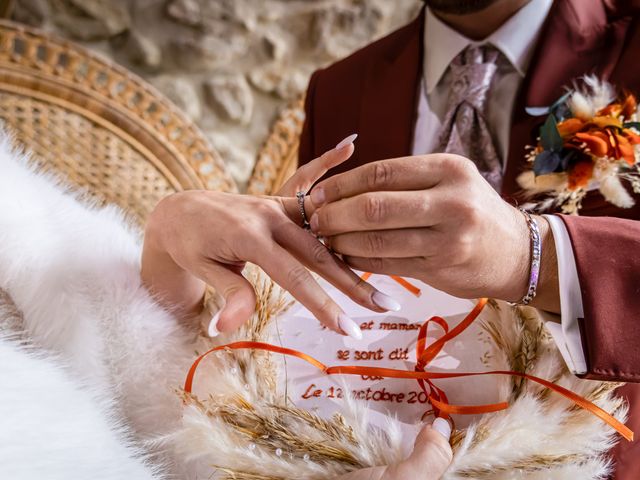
[518,77,640,214]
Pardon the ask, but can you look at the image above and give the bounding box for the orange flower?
[557,118,585,137]
[621,94,638,119]
[537,93,639,173]
[568,160,594,190]
[590,115,623,129]
[610,131,636,166]
[574,131,610,156]
[624,128,640,145]
[597,104,622,118]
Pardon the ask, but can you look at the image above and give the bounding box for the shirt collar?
[424,0,554,94]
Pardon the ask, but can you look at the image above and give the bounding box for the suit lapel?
[357,8,425,164]
[502,0,631,200]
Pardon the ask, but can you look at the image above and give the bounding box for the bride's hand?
[336,419,452,480]
[142,136,399,336]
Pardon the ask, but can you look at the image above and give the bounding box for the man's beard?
[423,0,500,15]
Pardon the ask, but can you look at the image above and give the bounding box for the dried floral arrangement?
[170,267,627,479]
[518,77,640,214]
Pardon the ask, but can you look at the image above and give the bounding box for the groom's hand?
[308,154,559,311]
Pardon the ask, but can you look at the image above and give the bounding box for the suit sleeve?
[298,69,321,167]
[559,214,640,382]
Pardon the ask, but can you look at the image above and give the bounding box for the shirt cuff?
[539,215,587,375]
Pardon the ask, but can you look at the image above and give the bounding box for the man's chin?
[423,0,500,15]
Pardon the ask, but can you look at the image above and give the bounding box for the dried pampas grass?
[568,76,616,120]
[599,175,635,208]
[516,170,568,196]
[169,269,626,479]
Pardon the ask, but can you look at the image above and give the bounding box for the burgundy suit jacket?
[299,0,640,383]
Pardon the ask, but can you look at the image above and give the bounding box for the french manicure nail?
[335,133,358,150]
[432,418,452,440]
[208,311,221,337]
[372,291,401,312]
[310,213,319,232]
[311,187,326,206]
[338,314,363,340]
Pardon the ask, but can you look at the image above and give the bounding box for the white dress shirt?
[411,1,588,374]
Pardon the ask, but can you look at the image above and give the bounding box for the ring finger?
[255,240,363,338]
[274,223,399,313]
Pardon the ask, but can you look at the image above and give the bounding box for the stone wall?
[13,0,422,189]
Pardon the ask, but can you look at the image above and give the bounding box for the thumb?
[201,261,257,336]
[408,418,453,477]
[332,419,453,480]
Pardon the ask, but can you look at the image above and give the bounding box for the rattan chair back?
[0,20,236,223]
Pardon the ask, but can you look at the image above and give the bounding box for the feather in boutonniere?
[518,76,640,214]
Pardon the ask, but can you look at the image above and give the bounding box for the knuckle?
[368,162,393,189]
[353,274,372,294]
[310,241,330,265]
[444,154,477,178]
[415,192,431,216]
[363,195,385,224]
[430,440,453,465]
[365,231,385,255]
[286,265,311,285]
[460,158,479,178]
[253,199,279,219]
[328,176,344,201]
[447,197,481,225]
[221,281,245,299]
[290,165,311,185]
[319,297,334,314]
[237,217,261,238]
[463,203,482,225]
[419,256,432,272]
[295,163,311,176]
[368,256,385,272]
[454,231,474,259]
[318,149,333,165]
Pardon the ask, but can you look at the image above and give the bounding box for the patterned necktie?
[437,45,503,190]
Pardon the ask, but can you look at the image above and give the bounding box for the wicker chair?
[248,98,305,196]
[0,20,236,224]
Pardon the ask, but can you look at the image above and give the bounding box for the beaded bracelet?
[512,208,541,306]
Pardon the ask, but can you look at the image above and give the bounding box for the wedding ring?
[296,191,311,230]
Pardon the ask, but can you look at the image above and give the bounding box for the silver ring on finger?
[296,191,312,231]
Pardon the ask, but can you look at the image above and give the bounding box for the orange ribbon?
[361,272,422,297]
[184,297,633,442]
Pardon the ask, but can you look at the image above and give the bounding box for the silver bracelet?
[512,208,541,306]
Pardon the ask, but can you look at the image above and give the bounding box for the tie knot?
[447,45,499,111]
[459,44,499,65]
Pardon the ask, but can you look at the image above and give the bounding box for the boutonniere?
[518,77,640,214]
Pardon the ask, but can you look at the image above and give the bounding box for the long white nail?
[338,314,363,340]
[372,291,401,312]
[432,418,452,440]
[208,312,221,337]
[335,133,358,150]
